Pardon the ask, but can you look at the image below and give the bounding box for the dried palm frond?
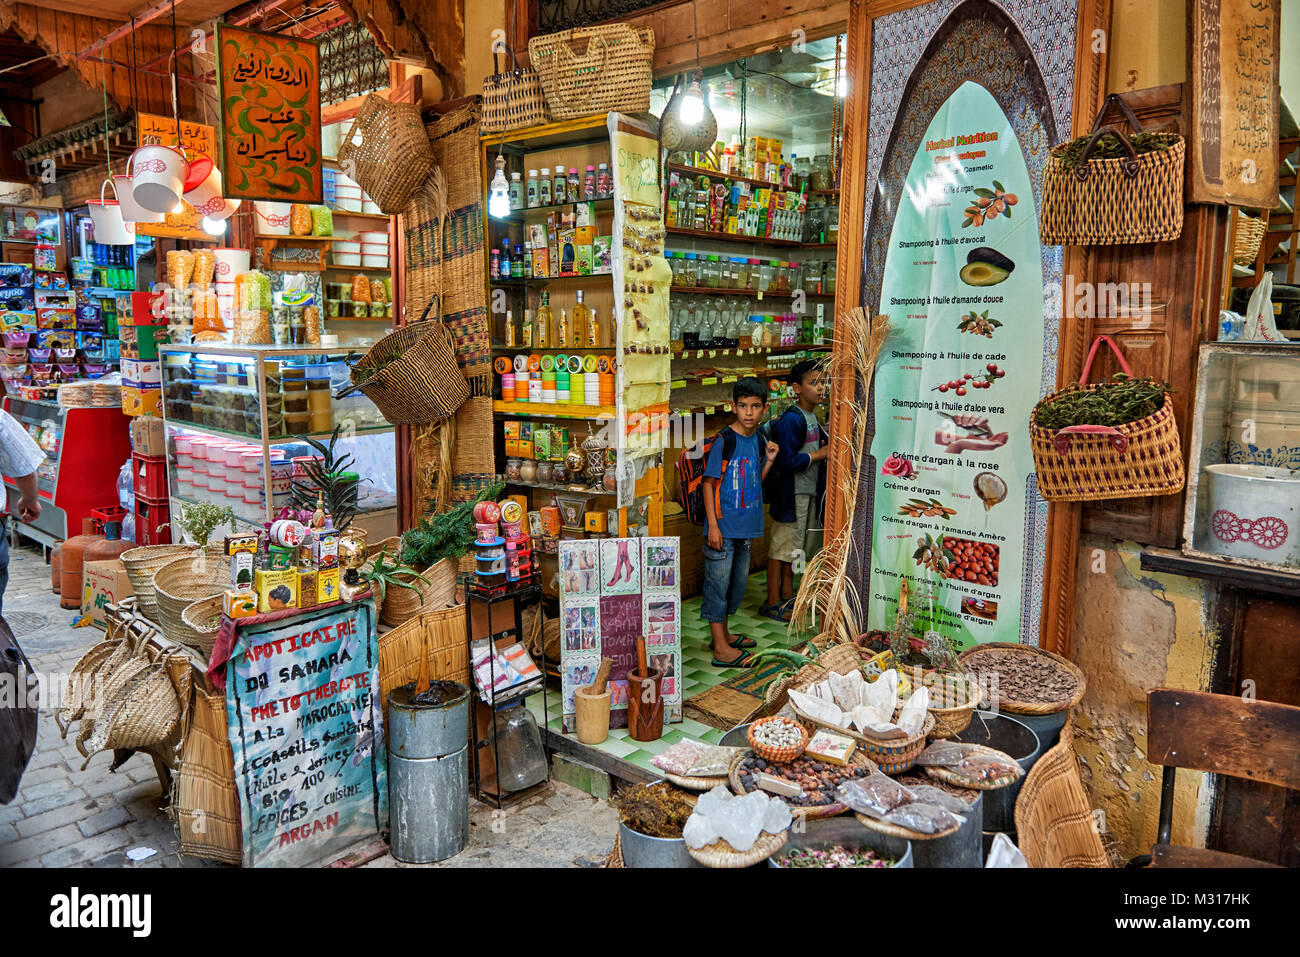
[789,308,891,645]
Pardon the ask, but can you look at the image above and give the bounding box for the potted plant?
[164,502,236,549]
[289,426,361,532]
[361,551,430,624]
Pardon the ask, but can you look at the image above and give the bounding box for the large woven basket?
[180,594,225,657]
[1014,722,1110,867]
[175,683,243,864]
[528,24,654,121]
[338,93,435,214]
[1040,94,1184,246]
[122,545,198,621]
[481,43,550,133]
[152,555,231,654]
[958,642,1086,716]
[380,558,458,627]
[79,661,181,761]
[762,642,865,716]
[336,297,470,426]
[1030,336,1184,502]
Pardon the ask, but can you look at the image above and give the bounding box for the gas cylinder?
[51,542,61,594]
[59,519,104,609]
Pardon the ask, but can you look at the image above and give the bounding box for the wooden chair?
[1142,688,1299,868]
[1014,719,1110,867]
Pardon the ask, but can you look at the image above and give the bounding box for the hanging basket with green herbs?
[1030,336,1185,502]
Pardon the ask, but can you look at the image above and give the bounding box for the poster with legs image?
[559,540,601,596]
[640,537,680,592]
[600,538,641,595]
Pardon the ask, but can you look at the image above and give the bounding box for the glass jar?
[759,260,775,292]
[826,260,837,294]
[504,457,523,480]
[727,257,743,289]
[489,702,548,793]
[667,252,681,286]
[787,261,802,293]
[519,459,538,483]
[811,154,833,192]
[682,253,699,288]
[746,258,761,291]
[551,462,568,484]
[794,155,812,191]
[535,461,554,484]
[702,255,720,288]
[826,203,840,244]
[775,262,791,292]
[804,260,823,295]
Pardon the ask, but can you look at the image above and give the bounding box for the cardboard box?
[81,560,134,630]
[131,415,166,457]
[575,245,593,276]
[223,589,258,619]
[121,358,162,385]
[574,225,596,246]
[121,386,162,417]
[584,511,608,533]
[298,568,318,608]
[313,532,339,569]
[255,568,298,613]
[317,567,340,603]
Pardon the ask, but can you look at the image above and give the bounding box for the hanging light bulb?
[488,154,511,219]
[679,74,705,125]
[201,216,227,235]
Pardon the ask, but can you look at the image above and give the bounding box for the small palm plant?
[361,551,430,606]
[289,425,361,532]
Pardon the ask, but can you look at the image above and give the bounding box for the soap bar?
[223,589,257,619]
[755,773,803,798]
[254,568,298,613]
[806,729,857,767]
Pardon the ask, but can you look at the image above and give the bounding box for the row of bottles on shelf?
[674,136,834,192]
[668,169,809,242]
[502,291,611,349]
[510,164,613,210]
[671,296,829,350]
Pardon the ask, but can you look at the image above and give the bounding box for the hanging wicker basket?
[338,93,435,214]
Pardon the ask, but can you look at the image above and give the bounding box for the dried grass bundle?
[790,309,891,646]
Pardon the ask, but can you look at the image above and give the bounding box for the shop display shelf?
[490,274,613,287]
[667,161,808,194]
[490,197,614,224]
[254,234,333,242]
[327,211,391,223]
[480,113,609,151]
[803,242,839,250]
[491,344,615,352]
[492,400,615,419]
[325,263,392,273]
[166,420,394,443]
[668,285,835,298]
[504,479,611,496]
[666,226,804,249]
[671,344,830,360]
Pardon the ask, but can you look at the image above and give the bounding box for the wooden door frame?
[826,0,1111,655]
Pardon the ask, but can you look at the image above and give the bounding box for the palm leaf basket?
[380,558,458,627]
[180,594,226,657]
[923,671,982,738]
[687,830,787,868]
[152,556,231,655]
[121,545,199,621]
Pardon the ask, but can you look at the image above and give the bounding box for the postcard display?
[559,537,682,732]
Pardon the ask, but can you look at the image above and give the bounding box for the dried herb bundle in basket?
[1053,131,1172,171]
[613,782,694,839]
[1032,373,1171,431]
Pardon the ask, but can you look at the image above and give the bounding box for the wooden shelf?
[669,285,834,298]
[326,263,391,272]
[490,274,612,286]
[493,400,614,419]
[328,210,391,222]
[254,234,332,242]
[480,114,610,151]
[490,197,613,224]
[666,227,804,249]
[491,345,615,352]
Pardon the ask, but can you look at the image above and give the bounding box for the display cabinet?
[1182,342,1300,577]
[1,394,131,548]
[158,343,397,540]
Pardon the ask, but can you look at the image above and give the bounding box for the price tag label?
[708,350,716,358]
[721,375,737,383]
[702,376,718,385]
[705,405,716,415]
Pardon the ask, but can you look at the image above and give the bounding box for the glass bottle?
[597,162,611,198]
[535,292,552,347]
[568,168,581,204]
[526,169,539,208]
[571,290,589,348]
[509,171,523,210]
[504,308,516,347]
[489,702,548,792]
[490,248,501,280]
[538,170,552,206]
[584,165,597,200]
[523,307,534,347]
[588,306,600,347]
[556,306,569,347]
[553,165,567,205]
[826,260,837,294]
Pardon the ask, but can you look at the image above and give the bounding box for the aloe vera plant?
[361,552,430,606]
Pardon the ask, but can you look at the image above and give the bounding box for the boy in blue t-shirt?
[701,377,779,667]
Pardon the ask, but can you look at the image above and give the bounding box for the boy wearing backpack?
[699,378,779,667]
[760,360,828,622]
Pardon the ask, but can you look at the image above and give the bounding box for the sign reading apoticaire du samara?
[216,23,323,203]
[135,113,217,240]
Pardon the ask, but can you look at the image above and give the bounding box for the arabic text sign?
[135,113,217,240]
[226,601,387,868]
[216,23,323,203]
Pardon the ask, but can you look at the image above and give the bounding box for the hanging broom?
[789,308,891,647]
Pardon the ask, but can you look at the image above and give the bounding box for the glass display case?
[158,343,397,538]
[1182,343,1300,576]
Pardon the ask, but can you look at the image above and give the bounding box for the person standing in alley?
[0,408,46,618]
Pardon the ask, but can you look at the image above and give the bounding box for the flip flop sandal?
[711,648,755,668]
[728,634,756,649]
[758,603,791,623]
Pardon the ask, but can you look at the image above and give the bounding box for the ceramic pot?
[1204,464,1300,565]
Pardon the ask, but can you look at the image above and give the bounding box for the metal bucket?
[951,710,1041,841]
[387,681,471,864]
[618,822,702,868]
[719,723,752,747]
[1009,709,1069,753]
[769,817,912,868]
[912,790,983,868]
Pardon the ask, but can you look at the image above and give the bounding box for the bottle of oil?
[522,306,533,347]
[572,290,590,348]
[504,308,516,347]
[589,306,601,347]
[557,307,569,348]
[535,292,553,347]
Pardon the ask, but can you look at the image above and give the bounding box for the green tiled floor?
[526,570,801,777]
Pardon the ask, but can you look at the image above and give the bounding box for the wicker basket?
[122,545,198,621]
[746,716,809,764]
[923,743,1025,791]
[728,749,879,820]
[338,93,435,214]
[336,298,470,426]
[79,661,181,760]
[924,672,982,738]
[762,642,865,715]
[152,555,231,654]
[687,830,787,868]
[1014,721,1110,867]
[855,810,963,842]
[175,682,242,864]
[528,24,654,121]
[481,43,550,133]
[1233,213,1267,266]
[180,595,225,657]
[1030,336,1184,502]
[957,642,1086,716]
[380,558,457,627]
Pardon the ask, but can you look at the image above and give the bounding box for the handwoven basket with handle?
[527,23,654,120]
[338,93,435,214]
[152,555,231,655]
[481,41,550,133]
[1030,335,1184,502]
[122,545,199,621]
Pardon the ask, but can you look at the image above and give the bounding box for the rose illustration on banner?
[882,454,916,479]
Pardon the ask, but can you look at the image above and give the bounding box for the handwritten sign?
[216,23,323,203]
[1188,0,1280,207]
[226,601,387,868]
[135,113,217,240]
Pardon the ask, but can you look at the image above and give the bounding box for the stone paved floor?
[1,538,618,868]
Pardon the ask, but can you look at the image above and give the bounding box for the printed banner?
[867,80,1043,648]
[135,113,218,240]
[226,601,387,868]
[216,23,323,202]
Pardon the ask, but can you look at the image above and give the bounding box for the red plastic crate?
[132,452,169,501]
[89,505,128,532]
[134,494,172,545]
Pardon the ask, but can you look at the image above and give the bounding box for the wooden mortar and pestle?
[575,657,614,745]
[625,636,664,742]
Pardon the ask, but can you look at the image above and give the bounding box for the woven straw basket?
[122,545,198,621]
[152,555,231,654]
[481,44,550,133]
[380,558,458,627]
[180,594,225,657]
[1030,336,1184,502]
[957,642,1087,717]
[338,93,435,214]
[1232,213,1266,266]
[528,23,654,121]
[1040,94,1184,246]
[336,297,470,425]
[924,672,982,738]
[687,831,787,868]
